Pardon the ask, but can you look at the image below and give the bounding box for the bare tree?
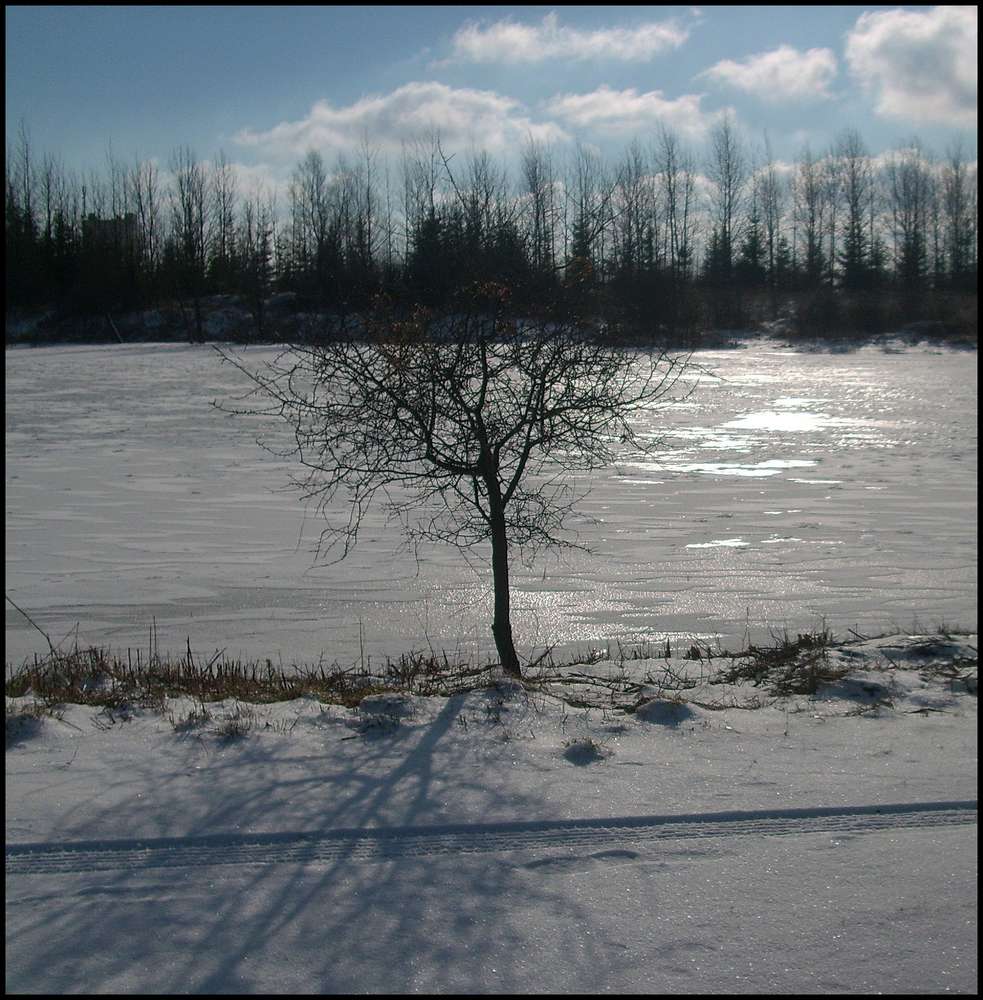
[705,113,747,280]
[520,137,559,280]
[13,119,36,234]
[821,143,843,288]
[288,149,337,302]
[130,157,162,287]
[612,139,655,281]
[218,294,690,677]
[380,157,398,282]
[6,122,40,304]
[941,140,977,290]
[565,143,615,286]
[887,140,934,289]
[345,136,381,293]
[238,188,276,337]
[835,129,872,290]
[655,123,696,283]
[210,150,239,290]
[439,145,499,253]
[794,144,828,286]
[758,135,785,287]
[38,152,61,249]
[401,132,450,303]
[169,146,211,341]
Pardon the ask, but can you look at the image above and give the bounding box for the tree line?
[5,117,977,341]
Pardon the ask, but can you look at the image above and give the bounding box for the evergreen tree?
[406,208,446,305]
[773,234,797,291]
[838,214,869,290]
[736,207,766,288]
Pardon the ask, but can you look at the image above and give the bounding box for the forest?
[5,118,978,345]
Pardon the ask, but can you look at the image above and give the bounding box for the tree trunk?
[487,494,522,679]
[252,296,265,340]
[193,294,204,344]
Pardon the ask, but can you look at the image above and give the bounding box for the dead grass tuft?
[713,627,849,696]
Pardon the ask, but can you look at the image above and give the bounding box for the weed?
[6,643,393,708]
[483,696,506,724]
[169,699,213,732]
[5,621,975,728]
[264,715,300,736]
[212,701,256,741]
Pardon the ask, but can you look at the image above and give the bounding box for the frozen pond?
[5,339,978,669]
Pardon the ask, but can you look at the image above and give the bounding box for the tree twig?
[5,594,56,656]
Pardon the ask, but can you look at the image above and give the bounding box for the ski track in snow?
[6,801,976,876]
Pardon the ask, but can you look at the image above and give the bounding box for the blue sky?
[5,5,977,191]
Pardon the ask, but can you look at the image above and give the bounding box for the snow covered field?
[4,339,978,993]
[5,632,977,993]
[4,339,978,670]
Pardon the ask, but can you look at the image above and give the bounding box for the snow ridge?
[7,800,976,876]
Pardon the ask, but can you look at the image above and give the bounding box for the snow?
[5,338,977,991]
[6,634,978,994]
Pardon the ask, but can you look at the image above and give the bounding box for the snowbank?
[5,632,977,994]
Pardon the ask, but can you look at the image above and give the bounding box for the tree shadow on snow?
[6,695,616,993]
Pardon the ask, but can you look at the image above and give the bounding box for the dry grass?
[5,623,975,722]
[713,626,849,696]
[4,640,503,712]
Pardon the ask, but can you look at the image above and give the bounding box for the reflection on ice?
[726,410,853,432]
[686,538,749,549]
[772,397,829,407]
[626,458,816,478]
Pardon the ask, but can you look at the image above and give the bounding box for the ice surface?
[5,340,978,669]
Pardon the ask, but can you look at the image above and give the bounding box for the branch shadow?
[6,693,617,993]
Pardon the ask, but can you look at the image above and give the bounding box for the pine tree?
[737,206,766,288]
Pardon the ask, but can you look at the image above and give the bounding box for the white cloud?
[156,157,288,211]
[700,45,838,102]
[545,86,726,140]
[234,82,569,158]
[845,6,977,128]
[450,11,688,63]
[751,158,797,182]
[227,161,286,204]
